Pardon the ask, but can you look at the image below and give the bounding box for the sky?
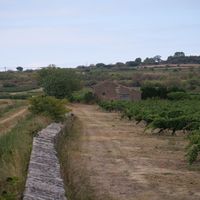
[0,0,200,70]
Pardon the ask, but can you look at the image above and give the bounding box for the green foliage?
[100,99,200,132]
[84,91,96,103]
[70,89,96,104]
[99,99,200,163]
[2,83,16,88]
[29,96,67,121]
[0,93,30,100]
[167,92,190,100]
[0,72,15,81]
[16,66,23,72]
[96,63,106,68]
[167,54,200,64]
[0,71,39,95]
[0,115,51,199]
[141,85,168,99]
[143,57,156,65]
[174,52,185,57]
[187,131,200,164]
[38,67,81,99]
[126,58,142,67]
[0,101,25,118]
[0,85,39,93]
[141,84,187,100]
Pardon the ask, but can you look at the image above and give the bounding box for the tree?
[115,62,125,67]
[126,61,137,67]
[96,63,106,68]
[126,58,142,67]
[38,67,81,99]
[48,64,57,68]
[16,66,23,72]
[135,57,142,65]
[143,57,156,65]
[153,55,162,63]
[174,52,185,57]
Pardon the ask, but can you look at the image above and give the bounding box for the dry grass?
[57,117,114,200]
[68,104,200,200]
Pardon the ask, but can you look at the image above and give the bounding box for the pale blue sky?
[0,0,200,70]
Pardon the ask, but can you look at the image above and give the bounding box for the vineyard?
[99,99,200,163]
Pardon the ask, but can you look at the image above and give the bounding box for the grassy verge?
[0,114,51,200]
[57,117,98,200]
[0,100,26,118]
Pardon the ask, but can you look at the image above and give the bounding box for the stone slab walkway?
[23,123,67,200]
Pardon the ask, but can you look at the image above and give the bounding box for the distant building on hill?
[93,81,141,101]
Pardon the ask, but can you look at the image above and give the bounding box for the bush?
[167,92,190,100]
[0,93,30,99]
[3,82,16,87]
[141,84,186,100]
[141,85,167,99]
[38,67,81,99]
[187,131,200,164]
[70,90,96,104]
[84,91,96,103]
[0,85,39,92]
[29,96,68,121]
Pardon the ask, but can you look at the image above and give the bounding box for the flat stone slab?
[23,123,67,200]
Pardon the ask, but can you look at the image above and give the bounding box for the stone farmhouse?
[93,81,141,101]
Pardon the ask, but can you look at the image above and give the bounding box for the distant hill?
[0,71,39,93]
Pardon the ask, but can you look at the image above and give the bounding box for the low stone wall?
[23,123,67,200]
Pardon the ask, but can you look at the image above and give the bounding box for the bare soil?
[71,104,200,200]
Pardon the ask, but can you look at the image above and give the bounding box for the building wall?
[93,82,118,100]
[93,81,141,101]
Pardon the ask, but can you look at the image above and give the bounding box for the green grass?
[0,101,26,118]
[0,114,51,200]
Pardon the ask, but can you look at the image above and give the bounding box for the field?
[79,64,200,92]
[58,104,200,200]
[0,71,42,100]
[99,100,200,133]
[0,66,200,199]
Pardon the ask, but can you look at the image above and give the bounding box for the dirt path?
[71,104,200,200]
[0,107,28,134]
[0,107,27,125]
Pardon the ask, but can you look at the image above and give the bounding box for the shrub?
[141,85,168,99]
[84,91,96,103]
[187,131,200,164]
[167,92,190,100]
[38,67,81,99]
[70,89,96,104]
[141,84,187,100]
[3,83,16,87]
[0,93,30,99]
[29,96,68,121]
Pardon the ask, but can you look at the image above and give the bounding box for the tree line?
[77,52,200,69]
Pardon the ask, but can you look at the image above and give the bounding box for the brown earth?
[71,104,200,200]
